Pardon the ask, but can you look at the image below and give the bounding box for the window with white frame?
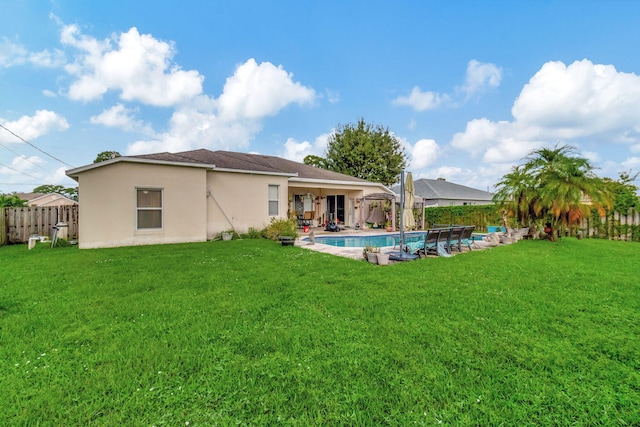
[137,188,162,229]
[268,185,279,216]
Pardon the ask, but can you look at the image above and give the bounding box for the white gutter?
[290,177,392,189]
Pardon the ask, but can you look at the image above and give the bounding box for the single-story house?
[392,178,494,207]
[66,149,394,249]
[15,192,78,207]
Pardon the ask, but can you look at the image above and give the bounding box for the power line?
[0,123,74,168]
[0,183,43,185]
[0,141,53,174]
[0,162,43,182]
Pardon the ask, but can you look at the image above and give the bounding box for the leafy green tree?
[315,118,408,186]
[32,184,78,201]
[494,144,612,240]
[94,151,121,163]
[603,171,639,213]
[0,194,27,207]
[303,155,329,169]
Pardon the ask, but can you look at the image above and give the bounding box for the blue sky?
[2,0,640,194]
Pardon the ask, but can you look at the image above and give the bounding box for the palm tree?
[495,144,612,241]
[526,145,612,239]
[493,165,538,228]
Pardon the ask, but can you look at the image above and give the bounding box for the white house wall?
[206,171,289,238]
[77,162,207,249]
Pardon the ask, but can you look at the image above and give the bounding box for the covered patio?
[288,185,393,229]
[356,192,425,231]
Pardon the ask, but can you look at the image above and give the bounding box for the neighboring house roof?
[392,178,493,202]
[14,192,78,206]
[14,192,45,202]
[68,149,384,188]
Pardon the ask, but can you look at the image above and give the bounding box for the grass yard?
[1,238,639,426]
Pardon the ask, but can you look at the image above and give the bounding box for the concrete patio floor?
[293,227,431,261]
[293,226,494,261]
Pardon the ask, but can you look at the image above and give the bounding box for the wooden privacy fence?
[423,205,640,242]
[579,209,640,241]
[1,206,79,245]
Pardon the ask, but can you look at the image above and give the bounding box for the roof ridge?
[213,151,287,173]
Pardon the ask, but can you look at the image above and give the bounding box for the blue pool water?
[308,232,485,248]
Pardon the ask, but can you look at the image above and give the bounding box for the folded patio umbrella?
[402,172,416,230]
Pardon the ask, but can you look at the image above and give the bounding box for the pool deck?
[293,227,468,261]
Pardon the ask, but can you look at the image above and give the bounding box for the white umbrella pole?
[399,169,405,250]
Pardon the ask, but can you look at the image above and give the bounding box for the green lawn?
[1,238,639,426]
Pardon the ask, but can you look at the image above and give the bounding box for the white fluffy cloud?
[90,104,154,135]
[0,37,65,68]
[282,133,331,162]
[217,59,315,120]
[452,59,640,166]
[127,59,316,155]
[459,59,502,97]
[127,101,261,154]
[393,60,501,111]
[0,110,69,143]
[621,157,640,171]
[0,155,75,189]
[2,21,317,161]
[392,87,450,111]
[410,138,440,169]
[61,25,204,106]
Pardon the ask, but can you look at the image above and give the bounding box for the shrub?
[263,217,298,241]
[52,238,72,247]
[240,227,264,239]
[424,205,502,230]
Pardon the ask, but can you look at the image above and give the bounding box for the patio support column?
[391,198,396,231]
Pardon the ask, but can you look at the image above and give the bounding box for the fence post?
[0,207,6,246]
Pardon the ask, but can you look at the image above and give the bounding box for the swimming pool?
[307,232,485,248]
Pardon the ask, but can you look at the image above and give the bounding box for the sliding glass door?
[326,195,345,223]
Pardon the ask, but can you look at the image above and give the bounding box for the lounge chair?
[458,226,476,251]
[447,226,465,253]
[436,227,453,257]
[406,228,441,256]
[393,233,424,250]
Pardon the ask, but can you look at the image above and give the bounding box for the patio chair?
[458,226,476,251]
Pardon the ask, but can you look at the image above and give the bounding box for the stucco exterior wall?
[206,171,289,238]
[77,162,207,249]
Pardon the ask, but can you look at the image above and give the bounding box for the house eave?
[66,157,215,179]
[289,177,394,192]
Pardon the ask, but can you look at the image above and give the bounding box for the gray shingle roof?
[132,149,372,183]
[392,178,493,201]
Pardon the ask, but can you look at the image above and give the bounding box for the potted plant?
[376,251,390,265]
[221,230,234,241]
[384,220,393,232]
[363,246,380,263]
